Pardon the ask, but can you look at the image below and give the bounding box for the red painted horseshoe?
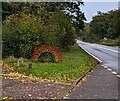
[32,44,62,62]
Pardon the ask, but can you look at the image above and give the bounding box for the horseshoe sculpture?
[32,44,62,62]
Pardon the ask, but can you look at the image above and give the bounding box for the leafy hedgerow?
[3,11,76,58]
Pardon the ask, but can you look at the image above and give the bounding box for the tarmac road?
[76,39,120,74]
[67,39,120,99]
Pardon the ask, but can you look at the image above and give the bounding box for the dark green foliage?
[63,2,86,36]
[49,12,77,50]
[107,10,120,38]
[2,13,44,58]
[2,2,86,58]
[2,12,76,58]
[2,2,86,36]
[81,9,120,42]
[2,2,43,20]
[90,12,109,41]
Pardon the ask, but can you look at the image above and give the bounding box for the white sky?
[81,2,119,23]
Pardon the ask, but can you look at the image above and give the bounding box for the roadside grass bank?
[3,44,97,83]
[97,38,120,47]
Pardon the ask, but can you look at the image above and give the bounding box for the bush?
[3,13,45,58]
[3,11,76,58]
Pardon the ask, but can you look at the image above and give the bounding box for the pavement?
[2,63,120,100]
[2,78,70,99]
[2,67,70,99]
[67,64,120,99]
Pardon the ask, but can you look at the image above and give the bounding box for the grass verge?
[3,44,97,83]
[97,38,120,47]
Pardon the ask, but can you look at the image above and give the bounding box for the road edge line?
[77,43,102,63]
[101,65,119,76]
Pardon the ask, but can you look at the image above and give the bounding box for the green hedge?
[2,11,76,58]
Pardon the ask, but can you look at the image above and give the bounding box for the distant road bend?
[76,39,120,74]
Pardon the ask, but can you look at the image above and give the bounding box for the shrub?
[3,13,45,58]
[3,11,76,58]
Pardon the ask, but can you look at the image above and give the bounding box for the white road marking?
[96,46,120,54]
[117,75,120,77]
[89,44,96,46]
[101,65,104,67]
[102,65,119,76]
[111,71,117,75]
[77,44,102,62]
[103,65,108,69]
[77,39,120,54]
[107,68,112,71]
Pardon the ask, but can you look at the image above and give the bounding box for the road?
[76,39,120,74]
[67,39,119,99]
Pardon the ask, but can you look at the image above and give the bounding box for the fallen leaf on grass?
[2,96,13,100]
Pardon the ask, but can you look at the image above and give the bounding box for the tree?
[2,2,86,36]
[81,24,96,42]
[49,11,77,50]
[2,11,76,58]
[3,2,85,58]
[83,9,120,43]
[107,9,120,38]
[2,2,44,20]
[90,12,109,41]
[62,2,86,36]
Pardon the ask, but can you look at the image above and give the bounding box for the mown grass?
[3,44,97,83]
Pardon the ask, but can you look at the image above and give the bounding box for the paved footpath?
[68,64,120,99]
[1,64,120,100]
[2,68,70,99]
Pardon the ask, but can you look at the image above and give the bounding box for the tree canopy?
[2,2,86,35]
[2,2,86,58]
[81,9,120,42]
